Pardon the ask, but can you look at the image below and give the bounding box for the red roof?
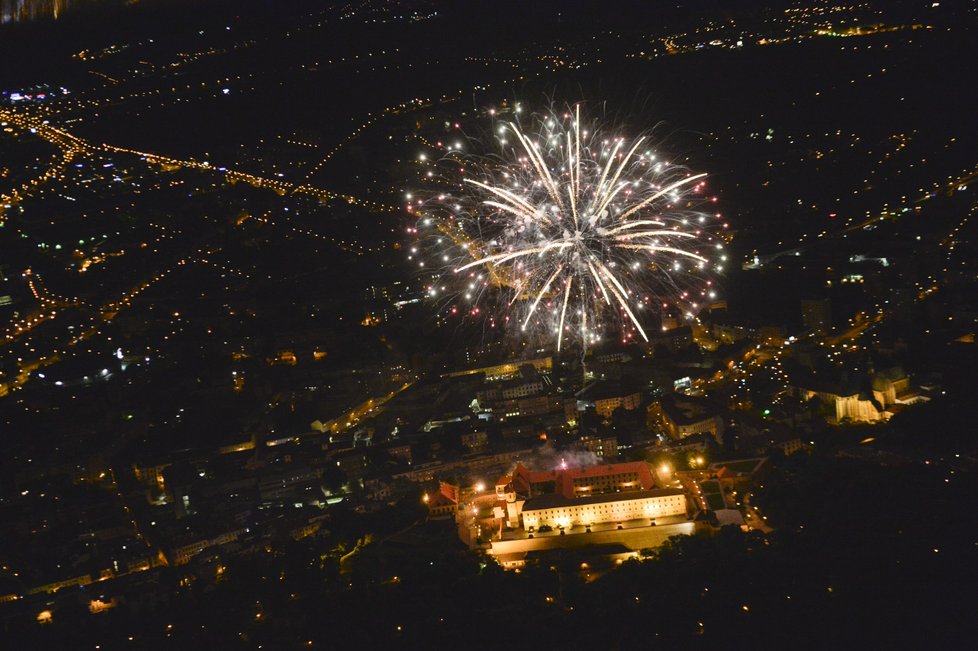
[496,460,655,499]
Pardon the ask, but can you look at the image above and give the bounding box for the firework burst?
[406,104,727,351]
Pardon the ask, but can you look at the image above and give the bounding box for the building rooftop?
[656,392,721,426]
[576,380,640,402]
[498,460,656,499]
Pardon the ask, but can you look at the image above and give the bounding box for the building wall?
[444,357,552,380]
[650,329,692,351]
[501,380,544,400]
[477,387,501,402]
[675,417,724,441]
[580,436,617,459]
[713,323,749,344]
[428,503,457,518]
[496,395,563,420]
[836,394,886,422]
[172,528,247,565]
[565,399,580,426]
[796,372,913,423]
[648,401,724,442]
[798,389,885,423]
[569,471,639,496]
[594,392,641,418]
[522,494,686,530]
[27,574,94,595]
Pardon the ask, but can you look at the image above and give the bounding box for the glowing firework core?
[410,105,724,351]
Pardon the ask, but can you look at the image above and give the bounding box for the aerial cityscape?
[1,0,976,648]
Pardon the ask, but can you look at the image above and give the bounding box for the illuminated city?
[1,0,976,648]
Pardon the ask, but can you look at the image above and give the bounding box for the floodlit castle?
[493,461,687,531]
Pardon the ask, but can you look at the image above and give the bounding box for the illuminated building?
[576,381,642,418]
[520,489,686,531]
[476,364,546,401]
[790,366,927,423]
[711,319,750,344]
[218,434,257,455]
[578,434,618,459]
[500,376,545,400]
[424,482,459,519]
[494,395,570,421]
[442,356,552,380]
[492,461,685,529]
[648,393,725,443]
[169,528,247,566]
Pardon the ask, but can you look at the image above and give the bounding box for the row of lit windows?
[526,497,684,519]
[572,472,638,485]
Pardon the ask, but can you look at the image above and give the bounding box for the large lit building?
[493,461,686,530]
[790,366,926,423]
[520,489,686,531]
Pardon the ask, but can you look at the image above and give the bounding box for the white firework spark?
[407,104,727,351]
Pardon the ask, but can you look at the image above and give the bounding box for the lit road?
[0,103,401,397]
[319,382,414,435]
[0,107,399,221]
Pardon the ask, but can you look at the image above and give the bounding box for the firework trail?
[406,104,727,351]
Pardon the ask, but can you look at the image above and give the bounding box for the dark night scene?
[1,0,977,648]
